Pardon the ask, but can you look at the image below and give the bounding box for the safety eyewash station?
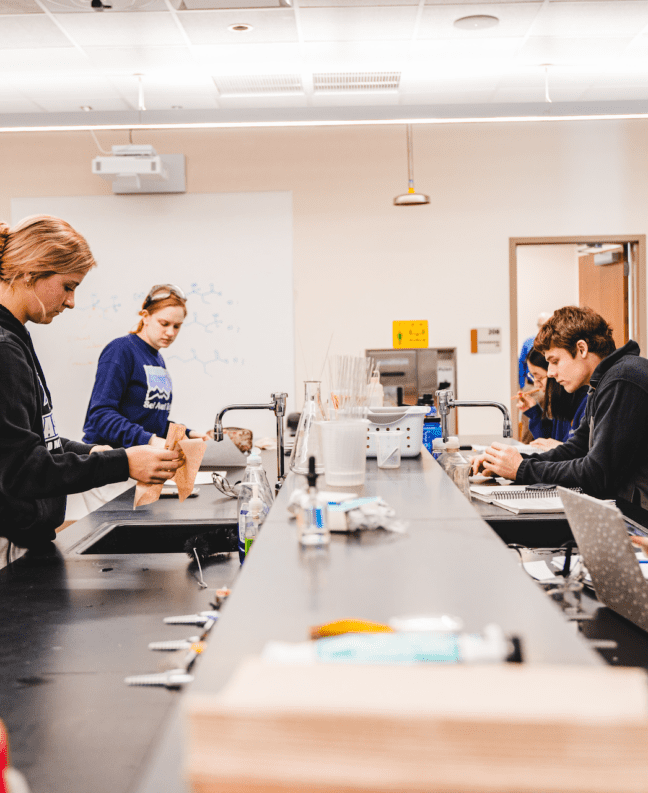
[4,331,648,793]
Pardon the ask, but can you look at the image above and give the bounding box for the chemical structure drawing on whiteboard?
[166,348,244,374]
[70,282,243,377]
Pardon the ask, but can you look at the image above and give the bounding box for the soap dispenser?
[296,456,330,546]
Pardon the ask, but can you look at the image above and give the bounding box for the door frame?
[509,234,646,428]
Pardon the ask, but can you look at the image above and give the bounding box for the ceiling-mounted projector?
[92,145,185,194]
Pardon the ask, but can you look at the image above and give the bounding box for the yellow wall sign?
[393,320,428,348]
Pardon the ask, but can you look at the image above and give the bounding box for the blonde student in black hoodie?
[0,215,180,552]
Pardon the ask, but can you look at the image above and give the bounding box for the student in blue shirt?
[518,311,552,388]
[82,284,209,510]
[515,348,588,450]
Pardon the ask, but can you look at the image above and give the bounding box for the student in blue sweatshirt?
[0,217,180,551]
[515,348,588,451]
[82,284,209,510]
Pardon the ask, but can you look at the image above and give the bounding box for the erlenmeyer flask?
[290,381,326,475]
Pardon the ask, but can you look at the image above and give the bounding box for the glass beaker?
[290,381,326,475]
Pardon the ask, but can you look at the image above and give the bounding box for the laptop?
[559,487,648,632]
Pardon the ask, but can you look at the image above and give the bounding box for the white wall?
[1,119,646,440]
[517,244,580,348]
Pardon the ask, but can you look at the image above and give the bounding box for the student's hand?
[471,453,498,478]
[89,445,112,454]
[187,430,210,441]
[530,438,563,451]
[516,391,537,411]
[631,536,648,557]
[125,446,181,484]
[148,435,166,449]
[479,443,523,481]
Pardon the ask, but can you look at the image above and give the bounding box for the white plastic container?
[365,406,428,458]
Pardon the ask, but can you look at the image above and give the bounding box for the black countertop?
[0,450,639,793]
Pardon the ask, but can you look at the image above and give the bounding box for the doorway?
[509,235,646,436]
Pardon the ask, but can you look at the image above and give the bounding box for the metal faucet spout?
[435,390,512,443]
[213,393,288,490]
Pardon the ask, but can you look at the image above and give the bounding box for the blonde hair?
[131,293,187,335]
[0,215,96,286]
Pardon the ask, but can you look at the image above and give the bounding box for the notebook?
[470,484,574,514]
[559,487,648,632]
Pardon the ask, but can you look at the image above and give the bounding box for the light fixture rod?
[406,123,415,189]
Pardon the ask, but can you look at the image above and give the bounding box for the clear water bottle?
[431,438,446,461]
[237,450,273,563]
[437,437,466,476]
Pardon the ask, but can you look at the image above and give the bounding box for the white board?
[11,193,294,443]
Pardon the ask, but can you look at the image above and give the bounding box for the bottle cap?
[446,436,460,449]
[247,448,262,464]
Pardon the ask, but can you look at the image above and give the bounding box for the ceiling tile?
[411,36,523,60]
[128,92,219,109]
[581,84,648,101]
[516,35,633,63]
[218,93,308,108]
[83,44,196,71]
[301,39,409,70]
[311,90,399,106]
[531,1,648,37]
[0,47,88,70]
[299,6,419,42]
[38,0,175,12]
[418,2,542,40]
[34,95,132,111]
[183,0,279,8]
[54,11,184,46]
[0,97,43,111]
[0,0,44,14]
[490,86,587,102]
[193,42,301,71]
[400,89,497,104]
[177,9,297,44]
[0,14,72,47]
[299,0,419,6]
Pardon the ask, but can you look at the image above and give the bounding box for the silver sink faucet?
[435,389,512,443]
[214,392,288,490]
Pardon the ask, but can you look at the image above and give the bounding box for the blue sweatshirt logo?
[143,365,172,412]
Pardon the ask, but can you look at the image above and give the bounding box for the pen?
[511,388,541,399]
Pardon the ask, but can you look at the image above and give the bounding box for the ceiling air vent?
[213,75,303,96]
[313,72,400,92]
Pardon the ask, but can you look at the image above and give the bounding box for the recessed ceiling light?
[228,23,253,32]
[80,105,93,111]
[171,105,183,110]
[454,15,499,30]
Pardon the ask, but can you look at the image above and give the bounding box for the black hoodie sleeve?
[0,339,129,500]
[516,378,648,498]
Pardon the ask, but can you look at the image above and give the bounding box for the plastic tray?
[366,406,429,458]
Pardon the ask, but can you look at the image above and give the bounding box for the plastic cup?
[316,419,369,487]
[376,430,403,469]
[452,462,472,500]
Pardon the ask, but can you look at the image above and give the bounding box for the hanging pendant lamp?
[393,124,429,206]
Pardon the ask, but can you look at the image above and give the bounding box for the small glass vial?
[296,456,330,546]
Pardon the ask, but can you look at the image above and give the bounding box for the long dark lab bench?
[0,477,243,793]
[1,452,603,793]
[135,451,602,793]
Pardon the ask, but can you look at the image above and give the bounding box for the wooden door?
[579,249,628,347]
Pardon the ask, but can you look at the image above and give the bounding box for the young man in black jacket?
[473,306,648,507]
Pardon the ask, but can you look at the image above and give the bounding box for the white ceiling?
[3,0,648,127]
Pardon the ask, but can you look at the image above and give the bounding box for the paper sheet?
[133,422,196,509]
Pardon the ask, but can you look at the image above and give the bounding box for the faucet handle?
[272,392,288,415]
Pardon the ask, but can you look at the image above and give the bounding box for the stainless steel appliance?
[365,348,458,434]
